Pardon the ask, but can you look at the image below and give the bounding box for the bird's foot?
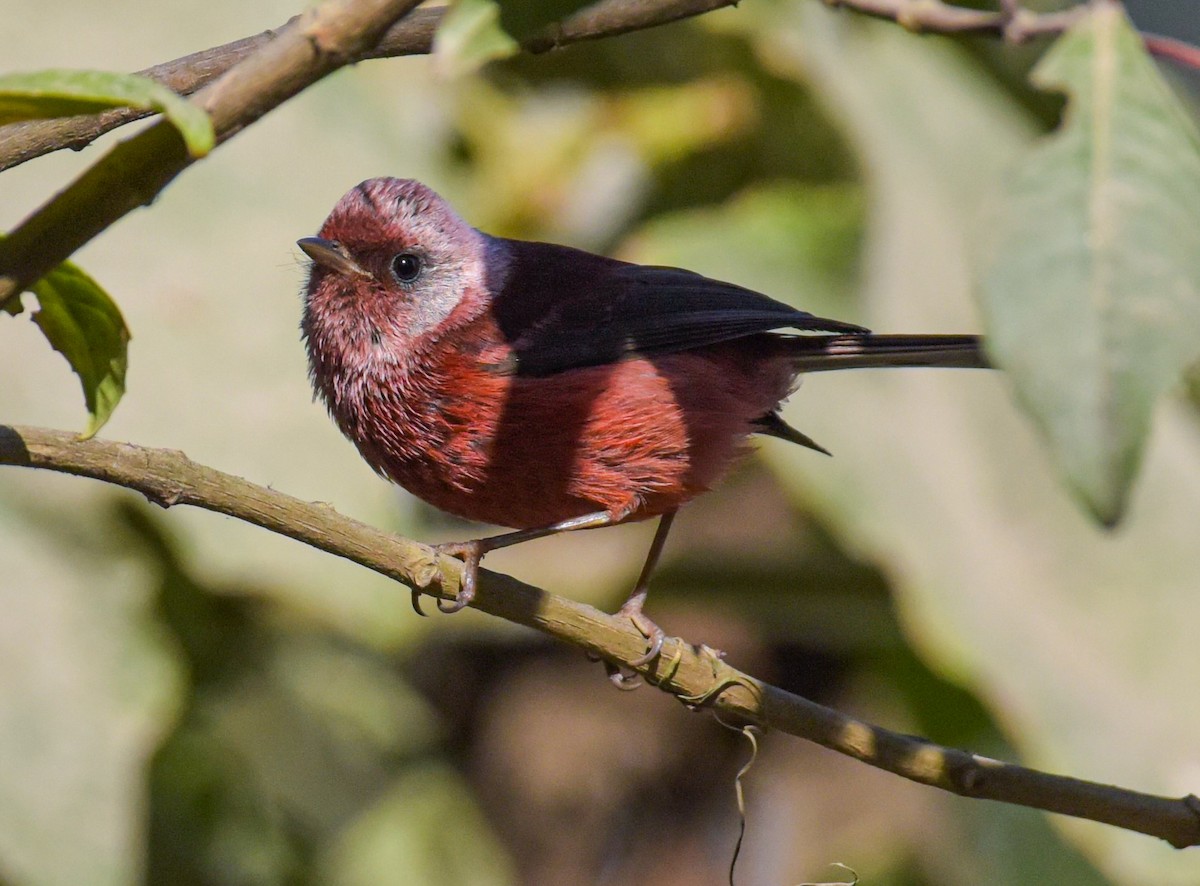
[603,598,667,690]
[427,539,485,614]
[621,600,666,668]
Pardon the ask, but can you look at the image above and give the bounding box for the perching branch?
[2,423,1198,850]
[0,0,739,173]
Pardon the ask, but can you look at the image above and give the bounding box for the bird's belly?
[357,350,789,530]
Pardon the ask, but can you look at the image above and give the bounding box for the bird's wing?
[489,241,866,377]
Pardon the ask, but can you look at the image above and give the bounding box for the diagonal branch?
[0,0,739,173]
[0,0,426,310]
[2,423,1198,849]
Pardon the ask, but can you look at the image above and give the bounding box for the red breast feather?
[313,302,797,529]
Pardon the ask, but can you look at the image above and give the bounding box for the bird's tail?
[755,333,986,455]
[784,334,987,372]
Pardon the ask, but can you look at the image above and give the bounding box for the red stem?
[1143,32,1200,72]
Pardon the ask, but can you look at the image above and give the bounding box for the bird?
[298,177,986,674]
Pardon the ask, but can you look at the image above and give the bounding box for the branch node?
[958,762,979,792]
[673,645,762,713]
[1002,7,1038,44]
[301,6,352,59]
[1162,794,1200,848]
[895,0,935,33]
[527,23,566,55]
[410,549,441,589]
[143,484,184,508]
[1184,793,1200,821]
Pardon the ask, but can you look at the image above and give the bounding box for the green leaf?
[28,260,130,437]
[977,3,1200,523]
[432,0,519,79]
[0,69,214,157]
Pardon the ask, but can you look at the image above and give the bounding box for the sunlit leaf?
[28,260,130,437]
[433,0,519,80]
[610,78,756,165]
[454,78,756,245]
[0,69,214,157]
[977,4,1200,523]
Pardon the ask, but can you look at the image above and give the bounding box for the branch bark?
[2,423,1198,849]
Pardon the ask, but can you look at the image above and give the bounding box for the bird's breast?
[316,320,794,529]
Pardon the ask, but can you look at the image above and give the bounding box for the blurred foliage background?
[2,1,1199,884]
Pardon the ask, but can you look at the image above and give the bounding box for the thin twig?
[822,0,1088,42]
[0,0,425,310]
[0,0,739,173]
[825,0,1200,67]
[723,724,761,886]
[2,423,1198,849]
[1142,32,1200,72]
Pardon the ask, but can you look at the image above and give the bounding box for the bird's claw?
[437,593,472,614]
[605,661,643,690]
[430,540,483,614]
[594,601,669,690]
[619,602,666,669]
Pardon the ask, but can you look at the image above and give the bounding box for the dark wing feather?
[487,240,866,377]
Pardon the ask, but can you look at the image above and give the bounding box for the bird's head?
[299,178,499,357]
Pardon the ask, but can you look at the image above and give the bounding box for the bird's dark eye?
[390,252,422,283]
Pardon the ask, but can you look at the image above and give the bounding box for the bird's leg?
[433,507,679,691]
[432,508,630,614]
[607,511,676,689]
[621,510,675,663]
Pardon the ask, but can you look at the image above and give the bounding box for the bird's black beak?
[297,237,370,279]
